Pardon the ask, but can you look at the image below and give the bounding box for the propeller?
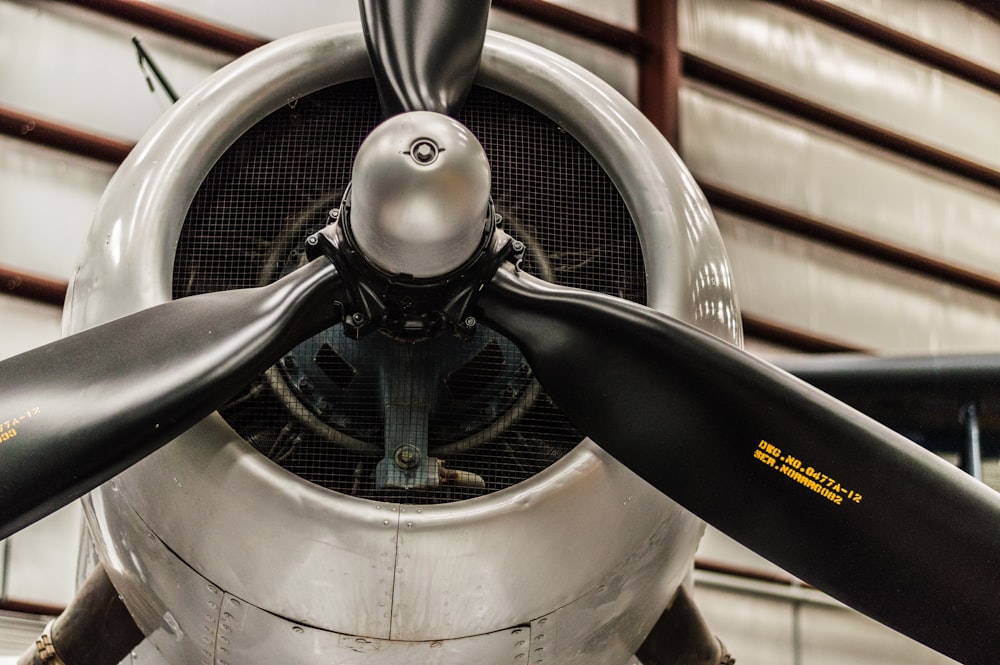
[474,265,1000,665]
[2,1,998,664]
[359,0,490,116]
[0,260,343,538]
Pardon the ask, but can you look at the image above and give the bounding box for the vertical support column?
[638,0,680,151]
[0,538,9,604]
[961,402,983,481]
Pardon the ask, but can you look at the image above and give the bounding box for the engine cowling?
[69,25,739,665]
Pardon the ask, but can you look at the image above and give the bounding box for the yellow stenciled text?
[754,439,862,507]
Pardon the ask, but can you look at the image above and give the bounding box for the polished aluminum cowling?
[66,24,740,665]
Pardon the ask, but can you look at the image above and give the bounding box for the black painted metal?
[777,354,1000,402]
[0,259,344,539]
[16,564,144,665]
[307,208,517,340]
[962,402,984,480]
[777,353,1000,463]
[132,37,179,103]
[359,0,490,116]
[779,354,1000,424]
[476,264,1000,665]
[636,586,731,665]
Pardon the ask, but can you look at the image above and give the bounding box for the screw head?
[393,444,421,470]
[409,138,440,165]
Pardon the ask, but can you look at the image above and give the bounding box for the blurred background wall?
[2,1,998,663]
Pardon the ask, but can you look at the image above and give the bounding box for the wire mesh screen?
[173,80,646,504]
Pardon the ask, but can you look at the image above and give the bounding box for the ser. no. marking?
[754,439,862,507]
[1,406,41,444]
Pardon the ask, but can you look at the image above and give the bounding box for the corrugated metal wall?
[681,0,1000,355]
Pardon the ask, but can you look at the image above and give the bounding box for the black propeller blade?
[0,259,342,539]
[359,0,490,116]
[475,263,1000,665]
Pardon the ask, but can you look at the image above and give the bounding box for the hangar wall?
[682,0,1000,354]
[1,1,996,664]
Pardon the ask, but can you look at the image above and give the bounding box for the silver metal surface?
[827,0,1000,72]
[84,480,223,665]
[215,591,531,665]
[0,1,229,144]
[65,24,740,665]
[679,0,1000,171]
[680,85,1000,282]
[0,136,114,284]
[387,442,700,641]
[487,10,639,105]
[349,112,492,278]
[715,210,1000,353]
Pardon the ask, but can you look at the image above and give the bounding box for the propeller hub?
[349,112,492,278]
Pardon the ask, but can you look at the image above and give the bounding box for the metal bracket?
[306,203,522,341]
